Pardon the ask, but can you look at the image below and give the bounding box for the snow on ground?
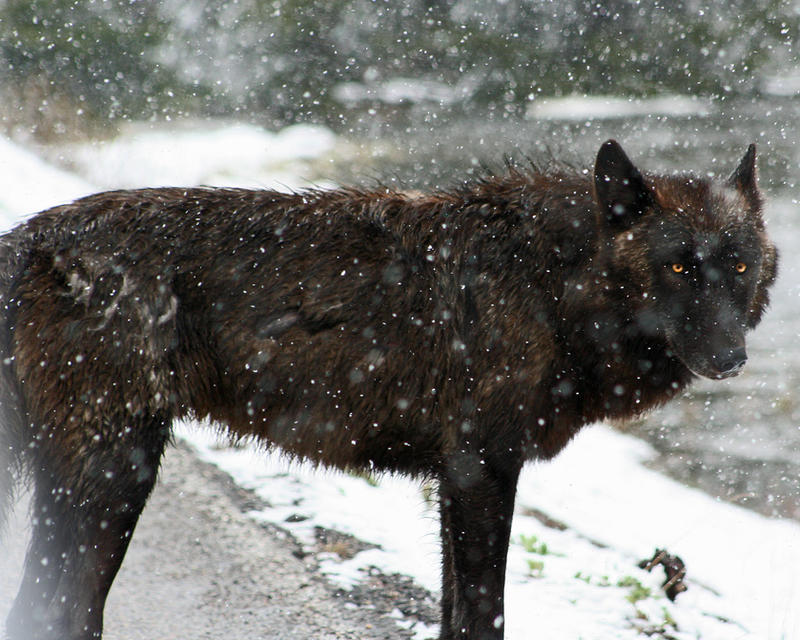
[180,422,800,640]
[0,125,798,639]
[56,121,337,193]
[0,136,95,230]
[526,95,713,121]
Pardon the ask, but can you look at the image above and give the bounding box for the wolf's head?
[593,139,778,380]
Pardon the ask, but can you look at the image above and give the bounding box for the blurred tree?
[0,0,195,136]
[1,0,798,134]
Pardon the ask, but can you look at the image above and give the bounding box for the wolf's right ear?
[594,139,652,229]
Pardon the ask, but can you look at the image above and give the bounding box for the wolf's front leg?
[438,455,521,640]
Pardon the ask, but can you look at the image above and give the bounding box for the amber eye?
[735,262,747,274]
[671,263,685,274]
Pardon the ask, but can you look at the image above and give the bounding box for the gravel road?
[0,443,435,639]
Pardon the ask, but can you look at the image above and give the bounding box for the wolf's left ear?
[728,144,761,211]
[594,139,652,229]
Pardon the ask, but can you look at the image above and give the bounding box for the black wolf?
[0,140,777,639]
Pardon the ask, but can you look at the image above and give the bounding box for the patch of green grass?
[617,576,652,605]
[630,607,682,639]
[518,534,563,556]
[574,572,611,587]
[527,559,545,577]
[661,607,678,630]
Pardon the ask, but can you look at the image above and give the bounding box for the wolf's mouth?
[669,342,747,380]
[706,361,746,380]
[684,352,747,380]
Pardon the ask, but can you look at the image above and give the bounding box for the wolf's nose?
[716,346,747,374]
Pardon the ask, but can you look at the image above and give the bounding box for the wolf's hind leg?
[6,414,170,640]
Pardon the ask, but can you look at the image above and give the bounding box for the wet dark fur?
[0,141,777,639]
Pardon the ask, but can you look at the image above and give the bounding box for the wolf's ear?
[594,140,652,229]
[728,144,761,210]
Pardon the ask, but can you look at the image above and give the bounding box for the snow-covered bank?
[180,422,800,640]
[0,136,94,229]
[57,121,337,192]
[526,95,712,121]
[0,125,798,639]
[0,121,336,227]
[524,427,800,639]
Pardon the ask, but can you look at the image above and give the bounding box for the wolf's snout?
[712,346,747,377]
